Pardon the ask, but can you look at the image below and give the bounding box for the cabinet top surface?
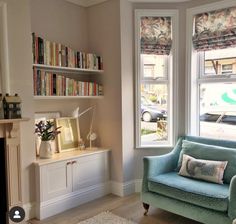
[34,148,110,166]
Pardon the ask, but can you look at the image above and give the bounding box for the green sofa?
[142,135,236,224]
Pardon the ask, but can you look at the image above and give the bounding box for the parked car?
[200,112,236,140]
[200,112,236,125]
[141,96,167,122]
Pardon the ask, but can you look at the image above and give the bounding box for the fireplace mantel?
[0,118,29,124]
[0,118,29,224]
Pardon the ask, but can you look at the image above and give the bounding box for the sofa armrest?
[228,175,236,220]
[142,152,177,192]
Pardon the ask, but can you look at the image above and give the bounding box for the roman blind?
[193,7,236,51]
[141,16,172,55]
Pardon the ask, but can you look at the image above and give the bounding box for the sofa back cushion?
[178,140,236,183]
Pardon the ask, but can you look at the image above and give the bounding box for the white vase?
[39,140,53,159]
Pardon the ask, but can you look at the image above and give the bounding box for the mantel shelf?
[0,118,30,124]
[34,96,104,100]
[33,64,104,74]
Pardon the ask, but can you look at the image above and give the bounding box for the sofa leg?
[143,202,150,216]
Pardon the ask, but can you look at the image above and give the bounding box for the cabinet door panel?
[72,153,109,191]
[41,160,72,201]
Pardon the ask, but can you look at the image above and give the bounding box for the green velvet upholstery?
[141,136,236,224]
[148,172,229,212]
[229,175,236,219]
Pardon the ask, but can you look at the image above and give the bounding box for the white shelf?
[33,64,104,74]
[34,96,104,100]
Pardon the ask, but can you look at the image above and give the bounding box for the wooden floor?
[28,193,200,224]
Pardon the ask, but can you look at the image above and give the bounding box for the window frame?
[134,9,179,149]
[186,0,236,136]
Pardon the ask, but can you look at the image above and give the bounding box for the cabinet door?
[41,160,72,201]
[72,152,109,192]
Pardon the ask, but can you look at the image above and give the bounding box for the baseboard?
[30,179,142,220]
[134,179,142,193]
[111,180,135,196]
[23,202,36,220]
[36,181,110,220]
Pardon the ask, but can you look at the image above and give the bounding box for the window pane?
[141,54,168,79]
[200,83,236,140]
[203,48,236,76]
[140,84,168,146]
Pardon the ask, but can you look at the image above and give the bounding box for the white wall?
[120,0,135,184]
[87,0,123,183]
[1,0,35,204]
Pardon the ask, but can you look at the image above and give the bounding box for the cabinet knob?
[72,161,77,164]
[66,162,72,165]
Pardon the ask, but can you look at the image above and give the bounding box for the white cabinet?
[72,153,109,191]
[35,149,110,220]
[41,160,72,201]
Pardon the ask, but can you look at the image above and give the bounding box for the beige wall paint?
[120,0,135,183]
[1,0,35,203]
[87,0,123,182]
[30,0,88,51]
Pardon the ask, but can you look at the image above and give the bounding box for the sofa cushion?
[179,154,228,184]
[148,172,229,212]
[178,140,236,183]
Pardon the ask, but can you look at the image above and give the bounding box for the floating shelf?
[34,96,104,100]
[33,64,104,74]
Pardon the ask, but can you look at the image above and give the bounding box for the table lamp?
[73,105,97,149]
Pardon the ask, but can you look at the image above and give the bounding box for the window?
[187,3,236,141]
[199,48,236,140]
[135,10,178,148]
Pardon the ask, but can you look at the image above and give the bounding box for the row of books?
[32,33,103,70]
[33,70,103,97]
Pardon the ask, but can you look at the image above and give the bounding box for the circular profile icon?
[9,206,25,223]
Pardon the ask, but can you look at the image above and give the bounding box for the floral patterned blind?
[193,7,236,51]
[141,16,172,55]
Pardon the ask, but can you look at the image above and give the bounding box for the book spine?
[44,40,47,65]
[55,43,59,66]
[53,42,56,66]
[33,68,37,95]
[39,37,44,64]
[58,43,62,67]
[32,33,36,64]
[66,47,68,67]
[98,84,102,96]
[36,70,41,95]
[40,70,44,95]
[53,73,57,95]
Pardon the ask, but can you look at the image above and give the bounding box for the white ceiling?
[66,0,109,7]
[128,0,191,2]
[66,0,191,7]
